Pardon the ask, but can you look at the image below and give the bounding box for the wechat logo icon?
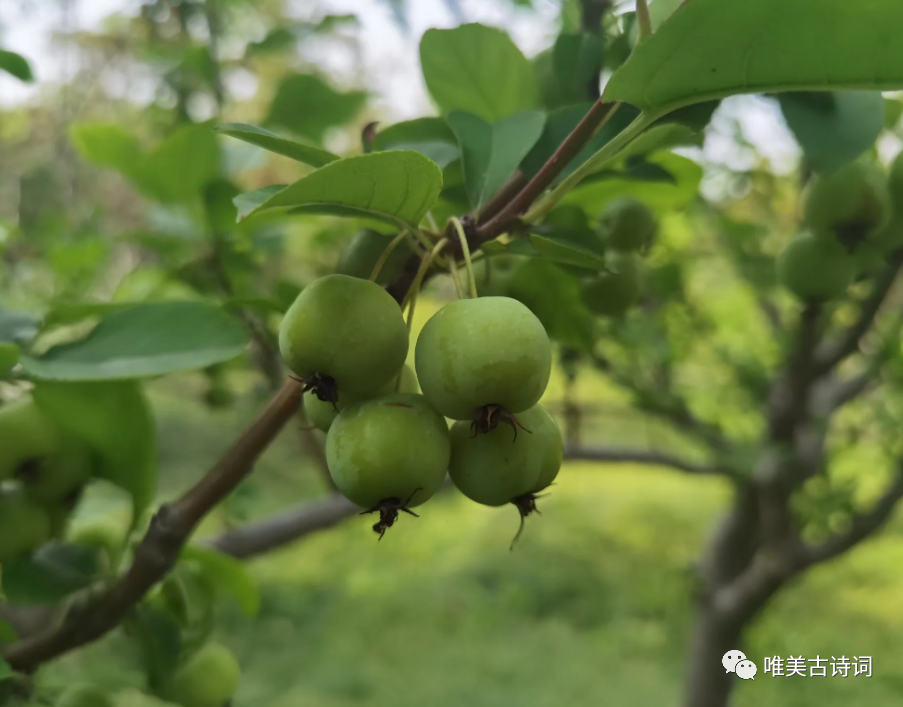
[723,650,757,680]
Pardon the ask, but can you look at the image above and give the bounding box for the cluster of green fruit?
[279,274,564,539]
[472,196,658,319]
[50,641,239,707]
[776,152,903,302]
[0,398,98,565]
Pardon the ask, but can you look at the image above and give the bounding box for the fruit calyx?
[360,487,423,540]
[294,372,339,410]
[470,404,533,441]
[510,491,546,550]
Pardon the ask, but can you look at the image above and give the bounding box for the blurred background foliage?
[3,0,903,705]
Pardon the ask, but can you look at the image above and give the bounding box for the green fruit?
[448,404,563,507]
[580,251,643,317]
[803,161,891,247]
[337,228,414,286]
[67,514,130,567]
[304,364,419,433]
[777,231,857,302]
[415,297,552,420]
[469,255,528,298]
[279,274,409,398]
[599,197,657,252]
[168,642,241,707]
[54,685,116,707]
[24,435,94,505]
[0,398,60,481]
[0,487,52,564]
[326,393,450,510]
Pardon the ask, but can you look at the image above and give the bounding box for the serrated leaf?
[0,49,33,82]
[2,542,101,605]
[529,234,608,270]
[447,110,545,211]
[182,545,260,617]
[216,123,338,168]
[266,73,366,143]
[372,118,460,169]
[604,0,903,117]
[420,23,538,123]
[245,151,442,228]
[20,302,248,381]
[33,380,157,516]
[778,91,884,172]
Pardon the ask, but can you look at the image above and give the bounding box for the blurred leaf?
[235,185,287,221]
[245,151,442,229]
[507,259,597,351]
[604,0,903,116]
[33,380,157,515]
[182,545,261,617]
[0,619,17,645]
[2,542,101,605]
[778,91,884,172]
[0,343,17,378]
[133,123,220,203]
[69,123,142,174]
[130,604,182,690]
[0,658,11,681]
[222,296,286,316]
[21,302,248,381]
[41,302,139,329]
[245,27,296,57]
[266,73,366,144]
[885,98,903,130]
[529,234,608,271]
[447,110,545,210]
[552,33,605,104]
[0,49,33,82]
[372,118,459,169]
[203,179,240,234]
[0,308,39,345]
[420,23,538,122]
[216,123,339,168]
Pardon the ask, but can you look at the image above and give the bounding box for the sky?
[0,0,810,188]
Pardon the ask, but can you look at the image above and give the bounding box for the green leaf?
[69,123,142,174]
[0,308,38,345]
[0,343,19,378]
[266,73,366,143]
[133,123,220,203]
[32,380,157,515]
[419,23,538,122]
[245,151,443,229]
[20,302,248,381]
[529,234,608,270]
[885,98,903,130]
[130,604,183,689]
[181,545,261,617]
[215,123,339,168]
[551,33,605,102]
[0,658,12,681]
[2,542,101,605]
[603,0,903,117]
[41,302,139,329]
[0,49,33,82]
[561,152,702,215]
[507,259,597,352]
[235,185,287,221]
[372,118,460,169]
[778,91,884,172]
[446,111,545,211]
[0,619,17,645]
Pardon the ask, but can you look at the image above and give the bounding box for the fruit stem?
[450,217,478,299]
[403,237,449,335]
[369,229,411,283]
[448,258,467,299]
[635,0,653,43]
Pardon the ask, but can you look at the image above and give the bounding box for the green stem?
[450,217,478,299]
[523,111,656,223]
[635,0,653,43]
[403,238,449,324]
[369,230,411,282]
[448,259,466,299]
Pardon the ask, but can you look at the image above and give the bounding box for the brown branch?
[2,379,303,672]
[477,171,528,225]
[813,252,903,375]
[564,445,723,475]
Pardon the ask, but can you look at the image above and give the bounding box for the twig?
[564,446,723,475]
[2,379,303,672]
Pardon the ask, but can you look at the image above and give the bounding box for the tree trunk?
[683,602,744,707]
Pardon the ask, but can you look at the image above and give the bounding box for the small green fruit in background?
[326,394,450,532]
[54,685,116,707]
[580,251,643,317]
[415,297,552,421]
[448,404,563,507]
[167,642,241,707]
[468,255,528,298]
[0,487,52,564]
[304,364,418,433]
[599,197,657,253]
[777,231,857,302]
[21,435,94,506]
[0,398,60,481]
[337,228,415,285]
[67,513,131,568]
[279,274,409,400]
[803,161,891,248]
